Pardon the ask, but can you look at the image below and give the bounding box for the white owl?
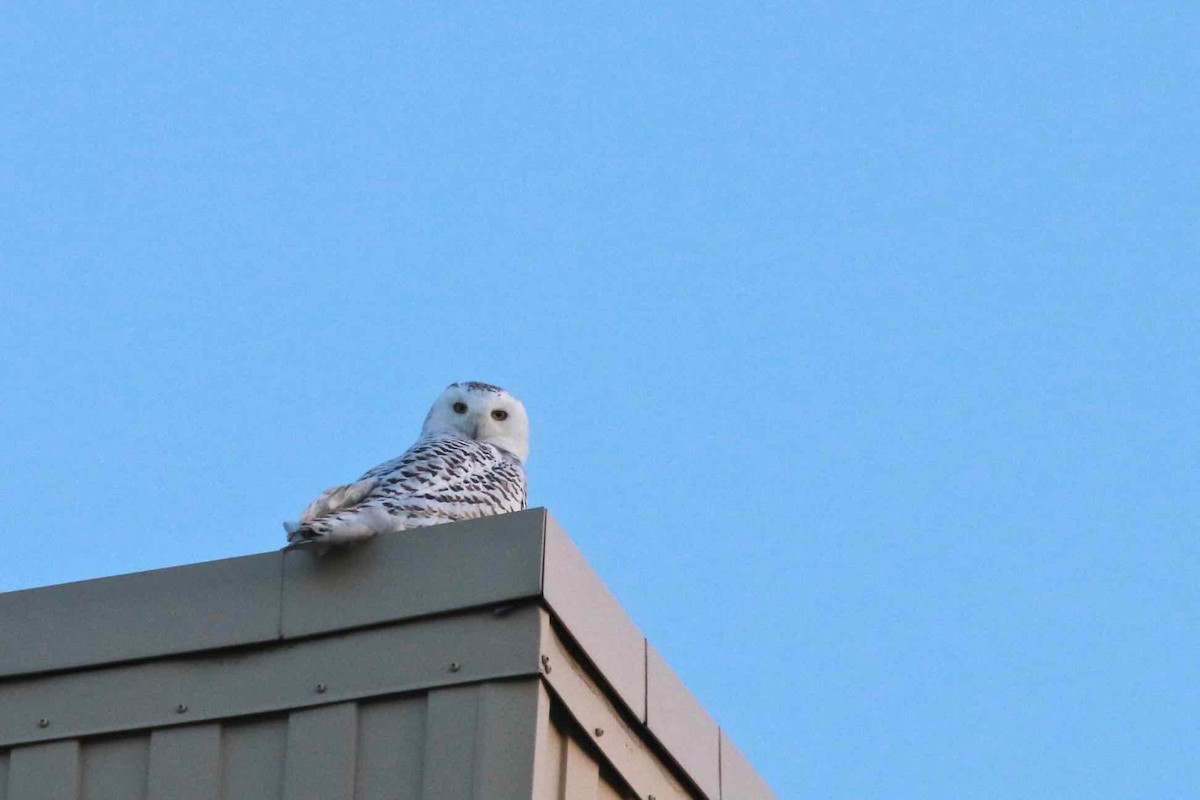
[284,382,529,547]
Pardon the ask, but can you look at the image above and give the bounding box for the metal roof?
[0,509,775,799]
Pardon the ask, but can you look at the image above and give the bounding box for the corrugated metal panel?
[147,724,222,800]
[0,605,542,749]
[8,740,80,800]
[534,688,638,800]
[282,704,358,800]
[221,717,286,800]
[421,682,547,799]
[82,734,148,800]
[0,684,648,800]
[354,695,425,798]
[538,613,696,800]
[0,512,775,798]
[2,682,560,800]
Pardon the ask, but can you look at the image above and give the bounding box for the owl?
[284,382,529,547]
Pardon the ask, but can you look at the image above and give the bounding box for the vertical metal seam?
[275,552,287,641]
[642,639,649,725]
[416,693,429,796]
[539,509,548,599]
[717,729,723,800]
[558,726,570,800]
[469,684,487,800]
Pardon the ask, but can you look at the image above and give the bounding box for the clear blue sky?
[1,4,1196,797]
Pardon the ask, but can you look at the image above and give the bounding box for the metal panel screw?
[175,704,188,714]
[449,662,461,672]
[593,727,604,737]
[540,655,552,674]
[315,683,327,694]
[37,718,49,728]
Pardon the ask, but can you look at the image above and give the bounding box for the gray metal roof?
[0,509,775,800]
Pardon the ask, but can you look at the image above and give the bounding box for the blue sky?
[2,4,1196,797]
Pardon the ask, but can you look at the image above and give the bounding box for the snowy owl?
[284,382,529,547]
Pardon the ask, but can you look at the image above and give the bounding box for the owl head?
[421,382,530,462]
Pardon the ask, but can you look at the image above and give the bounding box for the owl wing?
[284,436,526,546]
[296,477,380,526]
[361,436,527,515]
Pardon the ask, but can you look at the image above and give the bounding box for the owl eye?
[452,402,468,414]
[491,409,509,421]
